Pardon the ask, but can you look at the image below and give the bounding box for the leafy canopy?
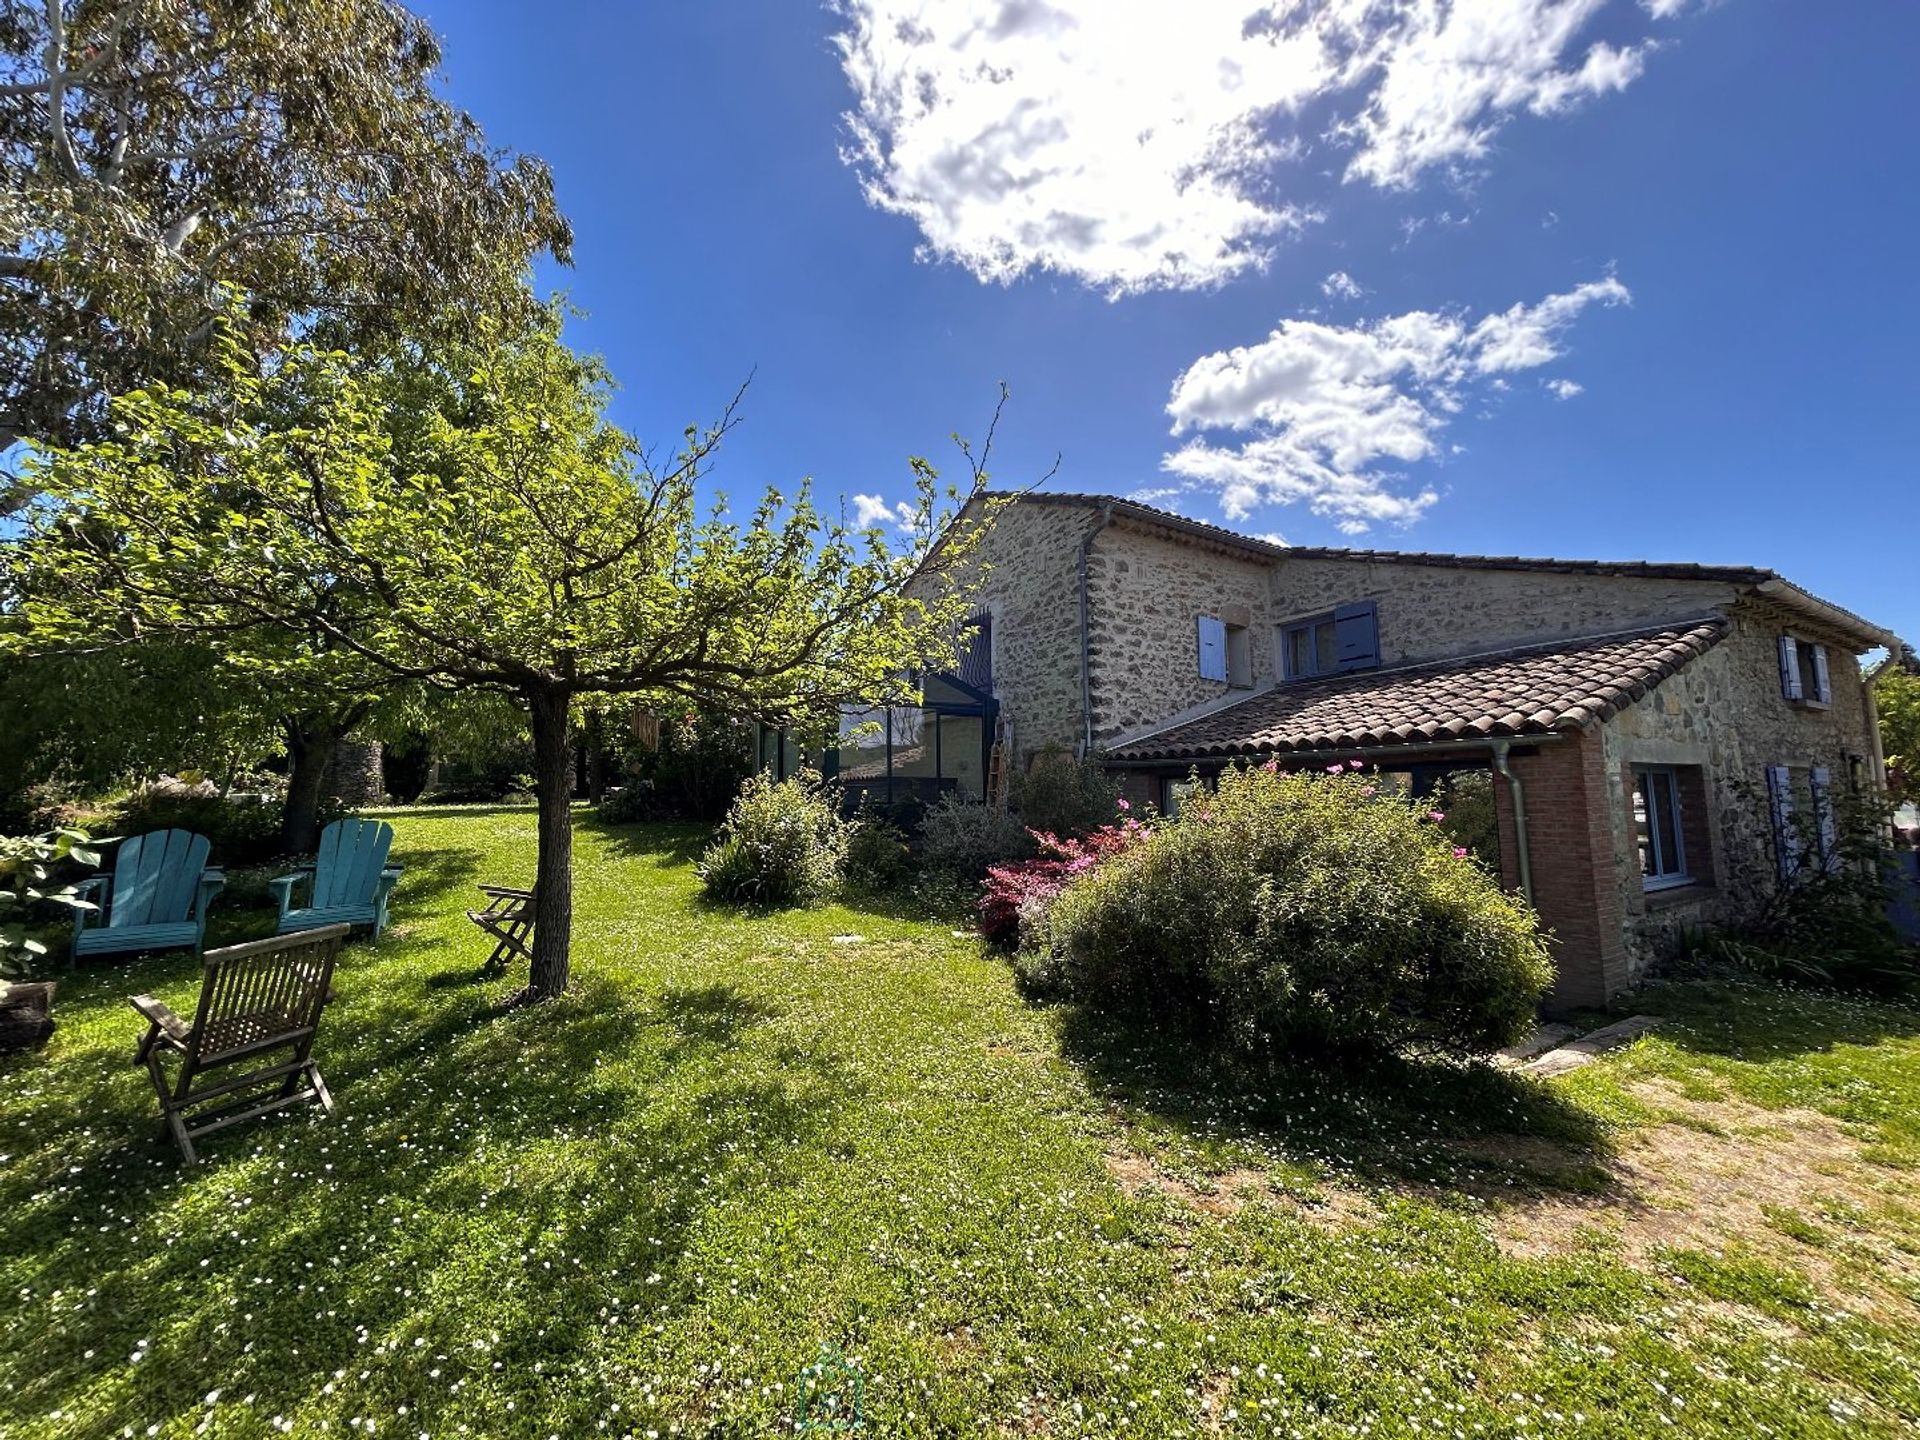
[0,0,570,463]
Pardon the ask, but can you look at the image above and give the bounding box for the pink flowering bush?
[978,820,1149,952]
[1041,763,1551,1058]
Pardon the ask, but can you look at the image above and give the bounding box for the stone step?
[1523,1014,1664,1077]
[1494,1023,1577,1065]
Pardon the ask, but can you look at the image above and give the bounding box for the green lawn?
[3,808,1918,1437]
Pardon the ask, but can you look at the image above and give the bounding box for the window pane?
[1633,775,1654,877]
[1287,626,1309,676]
[836,707,888,780]
[1651,773,1681,876]
[1314,620,1338,673]
[940,714,985,800]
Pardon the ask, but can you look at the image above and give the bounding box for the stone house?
[841,491,1898,1011]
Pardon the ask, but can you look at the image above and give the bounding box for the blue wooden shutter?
[1778,635,1803,701]
[1810,644,1831,703]
[1810,765,1839,871]
[1333,601,1379,672]
[1196,615,1228,681]
[1767,764,1801,879]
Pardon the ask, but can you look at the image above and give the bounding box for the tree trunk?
[525,684,575,1001]
[282,716,338,855]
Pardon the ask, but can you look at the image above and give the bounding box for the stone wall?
[1269,555,1745,668]
[914,499,1093,766]
[1599,599,1879,974]
[1087,518,1276,744]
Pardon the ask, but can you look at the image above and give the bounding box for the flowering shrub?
[978,820,1149,951]
[698,770,849,908]
[1041,763,1552,1058]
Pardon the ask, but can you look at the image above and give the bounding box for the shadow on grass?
[0,969,857,1437]
[578,817,713,870]
[1632,978,1920,1064]
[1057,1005,1614,1198]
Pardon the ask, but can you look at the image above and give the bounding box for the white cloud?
[850,492,916,529]
[836,1,1687,292]
[1321,269,1366,299]
[1545,377,1584,399]
[1161,275,1627,530]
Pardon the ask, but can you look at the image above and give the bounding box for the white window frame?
[1634,765,1691,891]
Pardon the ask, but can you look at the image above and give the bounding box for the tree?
[0,0,570,475]
[1877,658,1920,797]
[5,311,994,1000]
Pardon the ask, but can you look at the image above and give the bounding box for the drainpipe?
[1077,503,1114,757]
[1491,738,1534,907]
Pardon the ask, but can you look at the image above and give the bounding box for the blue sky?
[422,1,1918,645]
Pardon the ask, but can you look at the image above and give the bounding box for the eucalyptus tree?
[0,0,570,483]
[6,312,991,1000]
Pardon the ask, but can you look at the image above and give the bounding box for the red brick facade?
[1492,732,1630,1011]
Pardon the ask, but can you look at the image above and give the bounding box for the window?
[1225,622,1252,687]
[1632,766,1690,888]
[1197,615,1254,686]
[1280,601,1379,680]
[1284,616,1338,678]
[1162,775,1208,817]
[1777,634,1831,705]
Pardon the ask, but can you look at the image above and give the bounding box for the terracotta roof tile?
[1107,620,1729,763]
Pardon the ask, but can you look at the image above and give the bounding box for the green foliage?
[107,786,350,869]
[844,813,914,893]
[6,812,1920,1435]
[0,645,284,824]
[1878,664,1920,796]
[0,0,569,464]
[0,827,97,976]
[1433,767,1500,867]
[1692,784,1917,996]
[1008,747,1120,837]
[699,772,851,909]
[608,709,754,823]
[5,303,995,994]
[1043,764,1553,1058]
[918,795,1036,881]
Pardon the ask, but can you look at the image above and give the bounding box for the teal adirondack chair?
[72,829,225,964]
[271,819,402,941]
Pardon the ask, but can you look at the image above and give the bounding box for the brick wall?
[1492,731,1630,1010]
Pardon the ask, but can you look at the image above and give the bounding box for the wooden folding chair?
[129,923,350,1163]
[467,885,535,974]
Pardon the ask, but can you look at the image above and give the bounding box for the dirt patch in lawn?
[1104,1149,1377,1226]
[1492,1081,1917,1319]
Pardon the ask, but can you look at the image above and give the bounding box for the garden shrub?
[1041,763,1552,1058]
[699,770,850,908]
[978,822,1149,952]
[109,785,349,866]
[1009,748,1121,838]
[845,812,914,893]
[918,794,1035,880]
[615,709,753,822]
[1691,785,1918,996]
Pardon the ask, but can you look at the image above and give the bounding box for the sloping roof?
[1106,619,1729,763]
[979,490,1895,647]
